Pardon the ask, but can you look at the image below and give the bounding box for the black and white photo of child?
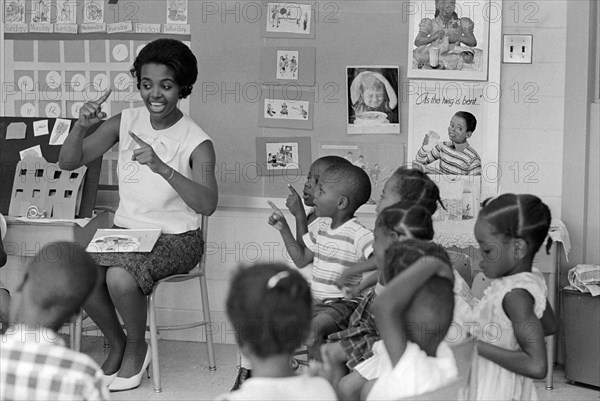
[347,66,400,134]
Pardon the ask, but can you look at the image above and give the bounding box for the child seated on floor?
[365,239,457,400]
[269,163,374,361]
[0,242,107,400]
[324,202,434,376]
[315,240,457,401]
[218,263,336,401]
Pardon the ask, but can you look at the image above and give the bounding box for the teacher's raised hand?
[78,89,112,128]
[129,130,172,178]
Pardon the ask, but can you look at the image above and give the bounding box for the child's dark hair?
[383,239,451,284]
[26,242,98,330]
[376,201,434,241]
[479,193,552,257]
[322,163,372,210]
[384,240,454,351]
[130,38,197,99]
[226,263,312,359]
[390,167,444,214]
[454,111,477,133]
[311,156,352,182]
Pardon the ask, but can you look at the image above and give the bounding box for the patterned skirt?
[89,227,204,295]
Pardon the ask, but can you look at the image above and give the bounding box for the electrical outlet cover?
[502,34,533,64]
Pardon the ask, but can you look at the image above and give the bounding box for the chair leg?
[545,336,554,390]
[200,274,216,371]
[147,293,162,393]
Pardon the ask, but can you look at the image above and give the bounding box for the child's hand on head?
[267,201,288,231]
[285,185,305,217]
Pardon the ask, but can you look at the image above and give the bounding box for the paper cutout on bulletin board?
[56,0,77,23]
[5,122,27,140]
[83,0,104,23]
[4,1,25,23]
[19,145,43,160]
[167,0,188,24]
[49,119,72,145]
[33,120,49,136]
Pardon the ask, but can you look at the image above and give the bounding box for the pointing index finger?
[128,131,148,147]
[287,184,300,196]
[267,200,282,214]
[97,89,112,105]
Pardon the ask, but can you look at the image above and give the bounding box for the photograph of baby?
[264,99,309,120]
[347,66,400,134]
[266,142,299,170]
[276,50,299,80]
[408,0,489,80]
[267,3,311,35]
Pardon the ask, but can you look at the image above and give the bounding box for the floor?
[81,336,600,401]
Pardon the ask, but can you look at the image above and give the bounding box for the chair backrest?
[400,340,478,401]
[447,250,473,287]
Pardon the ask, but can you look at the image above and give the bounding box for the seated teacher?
[59,38,218,391]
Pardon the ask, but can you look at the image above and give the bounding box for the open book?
[86,228,161,253]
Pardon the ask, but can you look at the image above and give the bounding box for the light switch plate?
[503,34,533,64]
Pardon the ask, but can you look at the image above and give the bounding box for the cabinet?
[561,288,600,388]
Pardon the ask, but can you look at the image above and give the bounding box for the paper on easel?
[86,229,161,253]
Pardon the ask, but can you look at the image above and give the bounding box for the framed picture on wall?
[258,86,314,130]
[407,80,499,208]
[256,136,312,176]
[407,0,490,81]
[259,47,316,86]
[261,2,315,38]
[347,66,400,135]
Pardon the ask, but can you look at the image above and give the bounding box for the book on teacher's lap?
[86,228,161,253]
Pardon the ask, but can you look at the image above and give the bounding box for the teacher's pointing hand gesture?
[78,89,112,128]
[129,130,173,180]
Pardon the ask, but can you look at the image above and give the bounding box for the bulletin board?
[3,1,412,201]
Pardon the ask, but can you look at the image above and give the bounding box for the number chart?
[3,35,191,119]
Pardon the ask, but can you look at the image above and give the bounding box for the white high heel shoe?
[102,372,118,387]
[108,344,151,392]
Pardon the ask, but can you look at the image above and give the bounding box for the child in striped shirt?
[415,111,481,175]
[270,164,374,361]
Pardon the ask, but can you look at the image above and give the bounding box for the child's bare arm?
[477,289,547,379]
[373,256,452,365]
[344,271,379,298]
[267,201,314,268]
[0,228,7,267]
[336,257,377,288]
[285,185,311,249]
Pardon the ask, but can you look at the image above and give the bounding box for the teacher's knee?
[106,267,139,293]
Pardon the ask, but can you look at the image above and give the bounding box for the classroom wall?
[188,1,409,200]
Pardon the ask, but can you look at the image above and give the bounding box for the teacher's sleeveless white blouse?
[114,107,210,234]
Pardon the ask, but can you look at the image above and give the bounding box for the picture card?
[259,47,316,86]
[87,228,162,253]
[258,86,314,130]
[256,136,311,177]
[261,2,315,38]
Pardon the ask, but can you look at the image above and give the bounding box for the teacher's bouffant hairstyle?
[130,38,198,99]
